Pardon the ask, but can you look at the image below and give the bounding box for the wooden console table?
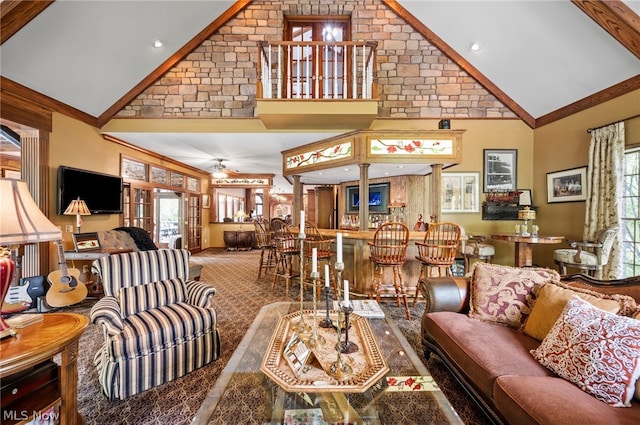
[223,230,254,251]
[0,313,89,425]
[491,233,565,267]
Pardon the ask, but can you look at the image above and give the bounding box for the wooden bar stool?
[254,219,276,283]
[303,221,337,297]
[271,218,299,297]
[368,222,411,319]
[414,222,461,306]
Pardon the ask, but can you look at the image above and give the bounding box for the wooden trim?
[0,0,55,45]
[572,0,640,59]
[1,77,97,127]
[535,75,640,128]
[381,0,536,129]
[0,87,53,132]
[96,0,251,127]
[104,134,210,177]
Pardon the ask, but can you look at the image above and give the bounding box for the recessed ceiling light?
[153,39,163,49]
[397,165,405,169]
[470,41,481,52]
[344,168,350,172]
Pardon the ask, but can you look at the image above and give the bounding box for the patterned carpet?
[60,248,490,425]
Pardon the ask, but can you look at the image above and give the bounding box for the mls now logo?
[3,410,60,422]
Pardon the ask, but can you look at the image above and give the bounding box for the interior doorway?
[154,189,185,248]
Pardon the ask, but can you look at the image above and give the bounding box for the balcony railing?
[257,41,378,100]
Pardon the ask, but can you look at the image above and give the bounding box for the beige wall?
[48,113,212,250]
[532,89,640,268]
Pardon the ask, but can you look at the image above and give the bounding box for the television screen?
[346,183,390,213]
[57,166,123,214]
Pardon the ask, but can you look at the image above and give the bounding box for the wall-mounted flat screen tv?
[57,166,123,214]
[346,183,390,214]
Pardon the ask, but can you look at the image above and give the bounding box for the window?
[622,148,640,277]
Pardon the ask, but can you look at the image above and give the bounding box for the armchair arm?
[567,240,603,263]
[90,296,124,335]
[418,276,469,313]
[185,280,217,308]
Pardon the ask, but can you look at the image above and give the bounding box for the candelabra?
[327,259,352,380]
[319,284,333,328]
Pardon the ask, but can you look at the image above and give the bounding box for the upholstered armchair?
[89,249,219,400]
[553,225,619,276]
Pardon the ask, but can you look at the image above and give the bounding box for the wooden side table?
[491,233,565,267]
[0,313,89,425]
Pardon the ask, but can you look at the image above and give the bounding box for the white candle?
[300,210,305,234]
[336,232,343,263]
[312,248,317,273]
[324,264,330,287]
[344,280,350,306]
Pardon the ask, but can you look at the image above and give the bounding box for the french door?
[284,16,351,99]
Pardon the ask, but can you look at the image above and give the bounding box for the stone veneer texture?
[116,0,516,119]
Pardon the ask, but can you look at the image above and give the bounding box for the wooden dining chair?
[270,217,299,296]
[414,222,462,306]
[253,219,276,283]
[368,222,411,319]
[302,221,336,297]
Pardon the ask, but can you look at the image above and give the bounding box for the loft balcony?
[256,41,379,129]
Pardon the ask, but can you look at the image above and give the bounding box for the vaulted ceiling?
[1,0,639,191]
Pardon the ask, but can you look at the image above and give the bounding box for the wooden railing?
[257,41,378,100]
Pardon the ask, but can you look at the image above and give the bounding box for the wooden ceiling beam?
[572,0,640,59]
[1,0,55,45]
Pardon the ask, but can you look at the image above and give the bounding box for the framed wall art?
[72,232,101,252]
[518,189,532,206]
[483,149,517,192]
[442,172,480,213]
[546,166,587,203]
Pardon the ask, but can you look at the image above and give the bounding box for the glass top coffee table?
[193,302,462,425]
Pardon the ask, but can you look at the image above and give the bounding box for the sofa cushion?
[110,302,217,361]
[523,281,623,341]
[468,263,560,328]
[531,296,640,407]
[118,277,188,318]
[423,311,553,399]
[494,375,640,425]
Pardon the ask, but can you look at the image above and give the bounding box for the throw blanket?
[114,227,158,251]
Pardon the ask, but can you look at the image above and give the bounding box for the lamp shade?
[0,178,62,245]
[517,208,536,221]
[63,197,91,216]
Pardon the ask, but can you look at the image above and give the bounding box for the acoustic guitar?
[46,241,87,307]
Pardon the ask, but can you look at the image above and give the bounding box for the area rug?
[56,248,490,425]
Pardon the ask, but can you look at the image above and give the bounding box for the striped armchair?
[89,249,219,400]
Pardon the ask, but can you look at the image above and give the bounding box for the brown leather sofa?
[420,273,640,425]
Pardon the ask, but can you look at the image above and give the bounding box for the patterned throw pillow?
[118,277,188,318]
[468,263,560,328]
[531,296,640,407]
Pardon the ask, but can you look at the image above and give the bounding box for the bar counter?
[315,228,431,299]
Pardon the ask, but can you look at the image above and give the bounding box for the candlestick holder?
[295,232,310,335]
[327,299,352,381]
[319,285,333,328]
[306,271,325,348]
[337,303,359,354]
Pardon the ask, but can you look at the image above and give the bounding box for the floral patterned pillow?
[468,263,560,328]
[531,296,640,407]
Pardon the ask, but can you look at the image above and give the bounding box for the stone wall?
[116,0,516,119]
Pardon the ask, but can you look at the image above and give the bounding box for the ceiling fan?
[211,158,228,178]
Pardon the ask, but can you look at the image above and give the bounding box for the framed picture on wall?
[442,172,480,213]
[483,149,517,192]
[546,166,587,203]
[72,232,101,252]
[202,194,210,209]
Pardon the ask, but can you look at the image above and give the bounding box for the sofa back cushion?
[468,263,560,328]
[523,281,625,341]
[92,249,190,297]
[118,277,187,318]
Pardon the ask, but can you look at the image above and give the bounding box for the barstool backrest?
[417,222,461,266]
[369,222,410,264]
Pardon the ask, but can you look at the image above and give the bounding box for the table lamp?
[517,207,536,237]
[234,210,248,230]
[0,178,62,338]
[64,197,91,233]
